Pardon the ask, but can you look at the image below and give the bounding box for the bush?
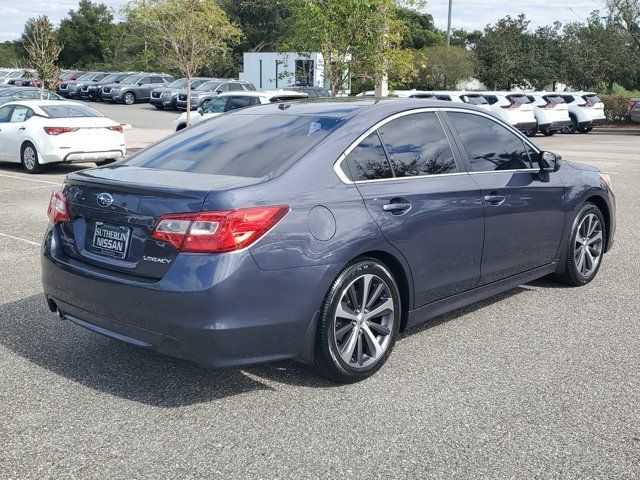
[599,94,638,124]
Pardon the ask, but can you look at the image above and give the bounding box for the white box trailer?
[242,52,350,95]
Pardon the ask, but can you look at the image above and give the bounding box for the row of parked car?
[358,89,607,136]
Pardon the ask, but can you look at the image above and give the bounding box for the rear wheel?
[154,104,164,110]
[554,203,606,286]
[542,129,556,137]
[563,115,578,134]
[123,92,136,105]
[314,258,401,383]
[525,123,538,137]
[578,126,593,133]
[21,142,44,174]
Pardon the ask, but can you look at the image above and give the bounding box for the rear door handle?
[383,202,411,213]
[484,192,506,205]
[19,127,25,131]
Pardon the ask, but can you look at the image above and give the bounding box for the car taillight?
[44,127,78,135]
[108,125,124,133]
[152,206,290,253]
[47,187,69,224]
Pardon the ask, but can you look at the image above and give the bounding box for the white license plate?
[92,222,131,259]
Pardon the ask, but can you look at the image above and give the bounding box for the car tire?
[554,203,606,287]
[314,257,401,383]
[21,142,44,174]
[525,123,538,137]
[563,114,578,134]
[95,159,116,166]
[123,92,136,105]
[542,129,556,137]
[154,104,164,110]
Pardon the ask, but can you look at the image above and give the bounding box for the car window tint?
[344,132,393,181]
[448,112,533,171]
[151,76,163,83]
[378,112,457,177]
[41,105,103,118]
[127,114,345,178]
[0,106,12,122]
[18,91,38,99]
[138,77,151,85]
[226,96,254,110]
[217,83,230,92]
[228,83,243,91]
[10,106,31,122]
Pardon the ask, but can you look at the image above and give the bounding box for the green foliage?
[22,16,63,91]
[57,0,115,68]
[397,7,443,49]
[422,45,475,89]
[600,94,637,123]
[0,41,25,66]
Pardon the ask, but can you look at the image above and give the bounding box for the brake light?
[47,187,69,224]
[108,125,124,133]
[44,127,78,135]
[152,206,290,253]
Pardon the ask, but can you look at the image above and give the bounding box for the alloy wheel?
[23,146,36,171]
[333,273,395,369]
[574,213,603,277]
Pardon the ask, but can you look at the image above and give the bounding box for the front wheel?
[123,92,136,105]
[21,143,44,174]
[554,203,606,286]
[314,258,401,383]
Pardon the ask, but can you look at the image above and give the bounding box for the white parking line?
[0,232,40,247]
[0,174,60,185]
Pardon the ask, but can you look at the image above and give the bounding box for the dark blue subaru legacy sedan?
[42,99,616,382]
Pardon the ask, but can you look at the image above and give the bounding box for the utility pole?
[445,0,453,47]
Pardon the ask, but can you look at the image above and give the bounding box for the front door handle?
[484,192,506,205]
[18,127,25,131]
[383,201,411,213]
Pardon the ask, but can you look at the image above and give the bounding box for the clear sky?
[0,0,608,42]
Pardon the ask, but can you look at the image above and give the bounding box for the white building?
[241,52,350,95]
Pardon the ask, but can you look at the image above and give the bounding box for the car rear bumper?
[41,227,335,368]
[540,119,572,131]
[513,121,537,132]
[63,150,126,162]
[579,118,607,128]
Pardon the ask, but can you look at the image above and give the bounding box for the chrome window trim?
[333,107,541,185]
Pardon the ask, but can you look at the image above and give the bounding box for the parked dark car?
[150,77,212,110]
[628,98,640,123]
[79,72,133,101]
[42,99,616,382]
[58,72,110,98]
[101,73,173,104]
[175,79,256,110]
[285,84,331,98]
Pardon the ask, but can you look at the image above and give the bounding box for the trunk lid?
[59,164,260,279]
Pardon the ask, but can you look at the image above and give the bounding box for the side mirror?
[197,107,203,115]
[539,151,561,173]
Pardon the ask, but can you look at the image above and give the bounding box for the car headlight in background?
[599,173,613,191]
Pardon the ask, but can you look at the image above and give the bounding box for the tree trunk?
[186,74,192,127]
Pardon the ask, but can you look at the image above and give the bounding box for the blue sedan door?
[341,110,485,308]
[445,111,566,285]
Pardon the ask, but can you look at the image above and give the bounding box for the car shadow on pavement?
[0,162,91,176]
[1,287,530,404]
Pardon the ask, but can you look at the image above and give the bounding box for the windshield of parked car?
[195,81,223,92]
[120,75,143,85]
[76,73,97,81]
[0,71,9,78]
[99,74,121,83]
[6,71,22,78]
[0,88,18,97]
[168,78,188,89]
[127,113,345,178]
[41,105,104,118]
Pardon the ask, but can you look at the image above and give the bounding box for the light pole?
[445,0,453,47]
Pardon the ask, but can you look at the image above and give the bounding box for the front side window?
[448,112,534,171]
[138,77,151,85]
[229,83,243,91]
[344,132,393,181]
[202,96,228,114]
[378,112,457,177]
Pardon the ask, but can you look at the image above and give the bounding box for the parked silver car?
[175,79,256,110]
[150,77,212,110]
[101,74,174,105]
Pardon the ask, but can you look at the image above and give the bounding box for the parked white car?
[0,69,27,85]
[174,90,308,131]
[431,91,492,112]
[0,100,126,173]
[559,92,606,133]
[480,92,537,133]
[524,92,571,136]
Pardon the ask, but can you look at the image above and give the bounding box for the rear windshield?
[41,105,103,118]
[582,94,601,104]
[461,94,488,105]
[507,95,529,104]
[543,95,565,104]
[126,113,344,178]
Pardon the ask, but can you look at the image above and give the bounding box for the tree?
[397,7,443,49]
[449,28,482,49]
[526,23,565,90]
[0,41,25,67]
[607,0,640,52]
[57,0,115,67]
[124,0,241,127]
[474,14,531,89]
[22,16,63,96]
[422,45,475,89]
[285,0,411,96]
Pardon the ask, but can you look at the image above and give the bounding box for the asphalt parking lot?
[0,129,639,478]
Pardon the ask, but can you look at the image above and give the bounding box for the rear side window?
[243,83,256,91]
[484,95,498,105]
[448,112,534,171]
[127,114,344,178]
[378,112,457,177]
[151,76,164,83]
[229,83,243,91]
[344,132,393,181]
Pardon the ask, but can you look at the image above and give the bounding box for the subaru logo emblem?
[97,193,114,208]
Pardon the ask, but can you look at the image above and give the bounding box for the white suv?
[525,93,571,137]
[481,92,537,133]
[174,90,307,131]
[559,92,606,133]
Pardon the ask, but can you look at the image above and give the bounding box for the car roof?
[217,90,307,98]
